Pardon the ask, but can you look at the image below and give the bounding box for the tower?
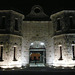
[0,10,24,68]
[51,10,75,67]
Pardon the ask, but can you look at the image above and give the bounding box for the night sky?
[0,0,75,16]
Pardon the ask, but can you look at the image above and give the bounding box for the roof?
[25,5,50,21]
[0,10,24,19]
[50,10,75,19]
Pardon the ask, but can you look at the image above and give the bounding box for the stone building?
[0,5,75,68]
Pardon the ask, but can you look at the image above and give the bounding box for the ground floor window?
[58,45,63,60]
[13,46,17,61]
[0,45,3,61]
[72,45,75,60]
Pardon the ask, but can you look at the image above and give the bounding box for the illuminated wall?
[0,6,75,69]
[0,10,24,68]
[22,21,54,67]
[51,10,75,67]
[53,35,74,67]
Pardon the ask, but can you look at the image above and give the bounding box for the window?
[34,8,40,13]
[0,16,6,29]
[69,16,75,29]
[58,45,63,60]
[72,41,75,44]
[72,41,75,60]
[72,46,75,60]
[0,45,3,61]
[13,46,17,61]
[15,18,19,31]
[57,18,61,31]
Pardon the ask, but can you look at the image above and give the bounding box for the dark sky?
[0,0,75,16]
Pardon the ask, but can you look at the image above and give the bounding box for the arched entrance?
[29,41,46,67]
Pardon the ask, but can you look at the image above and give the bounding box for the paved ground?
[0,67,75,75]
[0,66,75,72]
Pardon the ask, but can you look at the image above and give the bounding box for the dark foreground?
[0,67,75,75]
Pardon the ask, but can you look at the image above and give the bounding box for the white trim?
[14,45,17,47]
[58,45,62,47]
[72,44,75,46]
[0,45,3,46]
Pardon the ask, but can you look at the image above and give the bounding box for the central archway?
[29,41,46,67]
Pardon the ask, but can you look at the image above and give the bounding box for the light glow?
[1,65,21,68]
[12,69,14,70]
[40,42,44,45]
[0,45,3,46]
[1,61,22,68]
[72,44,75,46]
[58,45,62,47]
[31,43,34,45]
[53,60,75,67]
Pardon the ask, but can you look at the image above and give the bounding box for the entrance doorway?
[29,41,46,67]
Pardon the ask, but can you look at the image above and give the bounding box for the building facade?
[0,5,75,68]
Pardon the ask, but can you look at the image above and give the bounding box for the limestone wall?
[0,34,22,68]
[0,10,24,68]
[22,21,54,67]
[53,34,75,67]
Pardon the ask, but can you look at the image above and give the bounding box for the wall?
[22,21,54,67]
[0,10,24,68]
[51,10,75,67]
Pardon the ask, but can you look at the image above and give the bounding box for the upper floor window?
[15,18,19,31]
[57,18,61,31]
[0,16,6,29]
[69,16,75,29]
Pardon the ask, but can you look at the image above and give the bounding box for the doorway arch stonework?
[29,41,46,67]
